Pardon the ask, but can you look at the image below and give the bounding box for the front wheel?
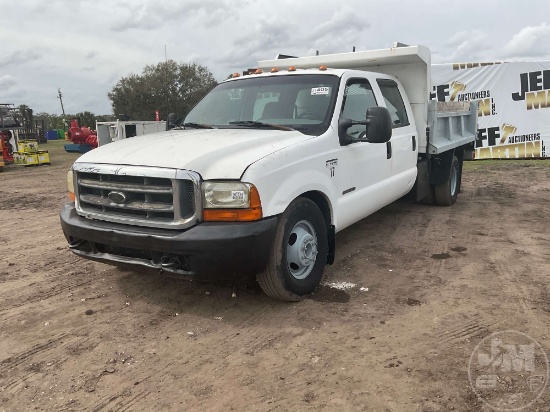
[257,198,328,301]
[435,155,459,206]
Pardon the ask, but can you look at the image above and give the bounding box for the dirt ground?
[1,140,549,411]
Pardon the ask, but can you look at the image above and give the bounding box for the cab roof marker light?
[255,69,263,74]
[271,67,279,73]
[288,66,296,72]
[232,72,240,78]
[319,65,328,71]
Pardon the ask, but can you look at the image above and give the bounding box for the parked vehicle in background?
[60,43,477,301]
[96,120,167,146]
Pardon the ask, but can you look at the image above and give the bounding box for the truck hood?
[76,128,312,179]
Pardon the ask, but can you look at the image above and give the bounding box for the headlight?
[67,169,75,201]
[204,181,251,209]
[203,181,262,221]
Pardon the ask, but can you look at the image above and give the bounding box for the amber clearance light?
[203,185,262,222]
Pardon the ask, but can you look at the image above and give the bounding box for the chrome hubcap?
[286,220,318,280]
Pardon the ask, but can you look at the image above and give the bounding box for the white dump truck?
[61,43,477,301]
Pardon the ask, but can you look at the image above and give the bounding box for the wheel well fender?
[298,191,335,265]
[300,190,332,227]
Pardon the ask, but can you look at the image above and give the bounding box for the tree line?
[18,59,218,130]
[33,111,115,130]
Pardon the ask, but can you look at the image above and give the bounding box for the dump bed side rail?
[427,101,478,154]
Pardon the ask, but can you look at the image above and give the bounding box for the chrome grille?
[73,164,200,230]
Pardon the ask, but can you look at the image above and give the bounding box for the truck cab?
[60,44,477,301]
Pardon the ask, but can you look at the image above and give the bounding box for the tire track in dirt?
[0,334,68,370]
[80,301,346,410]
[1,333,105,395]
[96,390,149,412]
[435,320,494,346]
[0,277,96,316]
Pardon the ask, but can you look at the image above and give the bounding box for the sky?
[1,0,550,116]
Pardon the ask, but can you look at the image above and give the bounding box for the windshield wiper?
[228,121,293,131]
[175,122,214,129]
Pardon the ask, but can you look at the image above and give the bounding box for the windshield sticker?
[311,87,331,96]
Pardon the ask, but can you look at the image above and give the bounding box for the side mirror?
[338,106,392,145]
[364,106,392,143]
[167,113,177,130]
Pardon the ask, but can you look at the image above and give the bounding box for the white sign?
[432,62,550,159]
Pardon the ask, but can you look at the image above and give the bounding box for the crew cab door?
[375,78,418,189]
[335,77,393,230]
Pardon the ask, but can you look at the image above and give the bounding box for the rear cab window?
[376,79,410,128]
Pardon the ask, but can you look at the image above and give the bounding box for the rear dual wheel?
[257,198,328,301]
[434,155,459,206]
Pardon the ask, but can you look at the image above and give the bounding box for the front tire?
[257,198,328,301]
[435,155,459,206]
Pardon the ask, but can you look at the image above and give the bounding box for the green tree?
[35,112,64,130]
[17,104,32,128]
[75,111,96,128]
[108,60,217,120]
[34,112,115,130]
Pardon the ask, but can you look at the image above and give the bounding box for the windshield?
[183,74,340,135]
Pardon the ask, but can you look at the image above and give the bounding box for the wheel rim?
[286,220,318,280]
[450,164,458,196]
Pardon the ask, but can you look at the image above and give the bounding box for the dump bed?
[258,44,477,154]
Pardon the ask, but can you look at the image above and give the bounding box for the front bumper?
[60,203,278,280]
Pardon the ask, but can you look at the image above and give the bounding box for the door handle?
[386,141,392,159]
[412,135,416,151]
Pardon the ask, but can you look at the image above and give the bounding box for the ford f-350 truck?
[60,44,477,301]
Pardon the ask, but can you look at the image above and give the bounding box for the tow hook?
[160,256,181,269]
[68,239,86,249]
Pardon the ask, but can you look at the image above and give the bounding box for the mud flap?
[413,160,430,202]
[430,149,455,186]
[327,225,335,265]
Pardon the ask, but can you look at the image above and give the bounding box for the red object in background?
[0,131,14,163]
[155,110,160,121]
[67,118,98,148]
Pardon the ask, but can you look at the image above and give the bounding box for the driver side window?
[341,79,377,139]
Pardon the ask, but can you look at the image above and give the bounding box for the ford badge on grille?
[108,191,128,204]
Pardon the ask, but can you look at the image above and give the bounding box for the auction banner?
[432,62,549,159]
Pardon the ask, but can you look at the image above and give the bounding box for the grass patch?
[463,159,550,171]
[36,139,83,168]
[38,139,69,156]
